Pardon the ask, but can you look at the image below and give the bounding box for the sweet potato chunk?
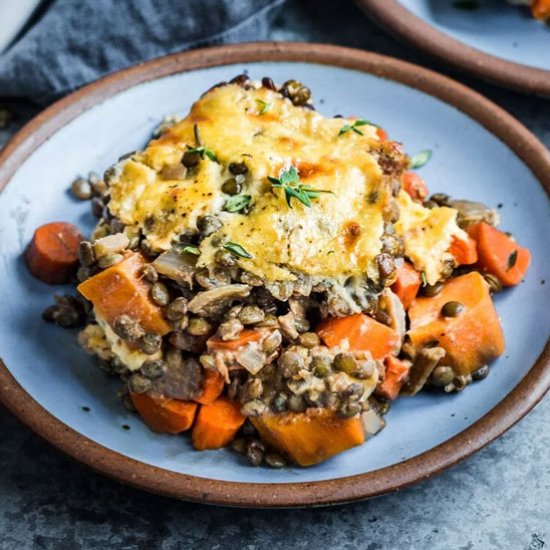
[251,409,365,467]
[130,392,198,434]
[77,252,171,335]
[317,313,399,360]
[408,272,505,376]
[192,397,245,450]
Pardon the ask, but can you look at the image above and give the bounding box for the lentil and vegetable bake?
[27,76,531,468]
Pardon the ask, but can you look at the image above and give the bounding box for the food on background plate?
[29,75,531,468]
[507,0,550,21]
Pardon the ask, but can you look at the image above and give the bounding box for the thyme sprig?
[187,124,218,162]
[338,119,369,136]
[268,166,331,208]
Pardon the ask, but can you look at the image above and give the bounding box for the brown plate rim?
[355,0,550,97]
[0,42,549,507]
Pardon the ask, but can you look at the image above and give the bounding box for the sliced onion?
[362,409,386,436]
[152,249,195,285]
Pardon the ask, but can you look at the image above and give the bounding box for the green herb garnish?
[507,250,518,270]
[409,150,432,169]
[187,124,217,162]
[182,245,200,256]
[256,99,271,115]
[453,0,480,10]
[186,145,217,162]
[421,271,428,287]
[224,241,252,259]
[268,166,331,208]
[224,194,251,213]
[338,119,369,136]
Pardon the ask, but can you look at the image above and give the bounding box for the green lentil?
[228,161,248,175]
[333,353,358,375]
[472,364,490,381]
[164,297,188,321]
[246,439,264,466]
[431,365,455,387]
[141,360,165,379]
[298,332,320,348]
[221,177,242,195]
[151,282,170,306]
[271,392,288,413]
[182,150,201,168]
[231,437,247,454]
[311,355,331,378]
[187,317,212,336]
[441,301,465,317]
[422,282,444,297]
[265,453,287,469]
[71,177,92,200]
[138,332,162,355]
[128,374,152,394]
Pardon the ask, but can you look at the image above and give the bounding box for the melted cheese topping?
[395,191,467,285]
[108,84,391,283]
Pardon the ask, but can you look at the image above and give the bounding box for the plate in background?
[357,0,550,96]
[0,0,43,53]
[0,42,549,506]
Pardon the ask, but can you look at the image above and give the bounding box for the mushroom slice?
[187,284,251,316]
[401,346,445,396]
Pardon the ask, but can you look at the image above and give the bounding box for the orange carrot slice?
[206,329,264,351]
[377,356,412,400]
[194,370,225,405]
[391,262,422,309]
[401,171,428,202]
[25,221,83,284]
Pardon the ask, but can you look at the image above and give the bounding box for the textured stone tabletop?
[0,1,549,549]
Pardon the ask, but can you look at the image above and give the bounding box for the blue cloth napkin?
[0,0,285,103]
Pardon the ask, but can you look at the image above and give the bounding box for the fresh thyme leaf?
[339,119,369,137]
[409,150,432,169]
[508,250,518,270]
[186,145,218,163]
[224,241,252,259]
[204,149,217,162]
[187,124,217,161]
[224,194,251,213]
[421,271,428,287]
[182,245,200,256]
[269,166,331,208]
[256,99,271,115]
[338,124,352,136]
[453,0,480,10]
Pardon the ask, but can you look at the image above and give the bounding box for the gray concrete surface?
[0,1,549,548]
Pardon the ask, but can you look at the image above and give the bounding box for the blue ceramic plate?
[358,0,550,96]
[0,43,549,506]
